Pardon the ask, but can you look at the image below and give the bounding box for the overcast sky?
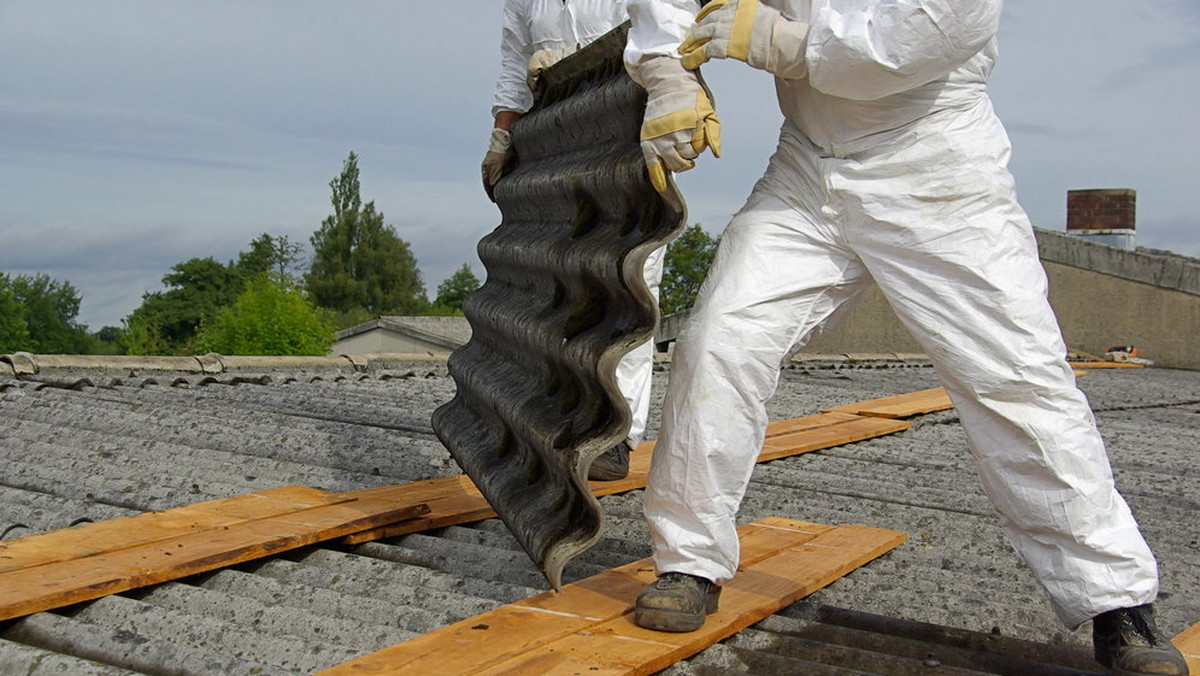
[2,1,1198,330]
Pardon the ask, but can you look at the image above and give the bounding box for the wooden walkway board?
[340,411,908,545]
[822,387,953,419]
[0,489,429,622]
[1173,620,1200,674]
[0,486,345,574]
[317,517,906,676]
[1070,360,1145,369]
[0,391,928,624]
[760,414,910,461]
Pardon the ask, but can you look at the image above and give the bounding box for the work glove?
[527,46,578,90]
[629,56,721,193]
[481,127,513,202]
[679,0,809,80]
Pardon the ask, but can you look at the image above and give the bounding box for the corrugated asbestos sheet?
[432,23,688,590]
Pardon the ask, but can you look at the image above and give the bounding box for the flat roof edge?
[1035,228,1200,296]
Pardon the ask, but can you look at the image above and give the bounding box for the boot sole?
[634,586,721,632]
[634,607,707,633]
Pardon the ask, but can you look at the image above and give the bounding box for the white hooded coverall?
[625,0,1159,628]
[492,0,664,450]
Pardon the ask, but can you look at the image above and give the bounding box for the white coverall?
[493,0,664,449]
[625,0,1159,628]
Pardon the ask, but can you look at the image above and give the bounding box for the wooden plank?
[1071,361,1145,369]
[822,387,953,418]
[0,486,344,574]
[762,411,863,435]
[1173,621,1200,674]
[474,522,906,676]
[324,521,832,675]
[760,416,910,461]
[317,517,904,676]
[342,412,908,545]
[0,500,429,622]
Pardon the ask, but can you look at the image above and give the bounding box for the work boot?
[634,572,721,632]
[588,442,630,481]
[1092,604,1187,675]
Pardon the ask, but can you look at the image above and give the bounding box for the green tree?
[195,274,334,356]
[660,224,719,314]
[6,273,90,353]
[0,273,32,353]
[432,263,481,314]
[90,325,124,355]
[306,152,427,317]
[125,257,242,354]
[122,314,169,356]
[236,233,306,282]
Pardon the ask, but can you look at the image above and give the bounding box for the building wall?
[657,229,1200,370]
[800,284,922,355]
[1043,262,1200,368]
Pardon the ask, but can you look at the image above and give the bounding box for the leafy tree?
[125,257,242,354]
[5,273,90,353]
[236,233,306,282]
[94,326,122,344]
[89,326,124,356]
[122,314,169,356]
[306,152,427,317]
[329,306,377,331]
[660,224,719,314]
[194,274,334,356]
[0,273,32,353]
[432,263,481,314]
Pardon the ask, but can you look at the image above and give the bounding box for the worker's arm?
[623,0,720,193]
[484,1,535,201]
[492,0,536,119]
[804,0,1001,100]
[624,0,699,67]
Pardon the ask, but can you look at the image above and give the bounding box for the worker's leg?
[616,245,666,449]
[645,157,870,583]
[844,106,1158,628]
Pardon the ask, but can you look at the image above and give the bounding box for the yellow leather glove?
[680,0,809,80]
[629,56,721,193]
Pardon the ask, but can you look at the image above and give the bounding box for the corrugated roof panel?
[2,357,1196,674]
[432,23,688,591]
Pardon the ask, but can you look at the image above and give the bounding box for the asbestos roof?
[1,353,1196,675]
[334,316,473,350]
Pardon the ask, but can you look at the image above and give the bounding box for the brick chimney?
[1066,188,1136,250]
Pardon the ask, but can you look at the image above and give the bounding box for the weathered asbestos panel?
[431,24,686,590]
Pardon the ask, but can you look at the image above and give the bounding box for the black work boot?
[634,572,721,632]
[588,442,630,481]
[1092,604,1187,675]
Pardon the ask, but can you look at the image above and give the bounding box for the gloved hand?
[679,0,809,80]
[527,46,578,89]
[481,127,513,202]
[629,56,721,193]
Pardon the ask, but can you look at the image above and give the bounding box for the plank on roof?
[1071,361,1145,369]
[0,394,926,622]
[0,492,429,622]
[341,411,908,544]
[1173,620,1200,674]
[0,485,344,574]
[316,517,905,675]
[822,387,953,418]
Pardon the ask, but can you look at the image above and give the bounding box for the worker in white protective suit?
[622,1,1186,674]
[484,0,666,481]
